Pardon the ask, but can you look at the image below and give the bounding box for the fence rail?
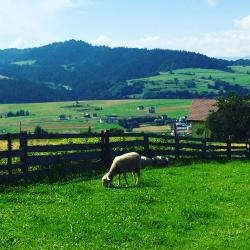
[0,131,249,183]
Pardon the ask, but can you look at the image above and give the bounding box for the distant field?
[11,60,37,66]
[0,99,191,134]
[0,161,249,249]
[0,74,9,79]
[128,66,250,98]
[230,65,250,73]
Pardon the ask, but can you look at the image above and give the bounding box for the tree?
[206,93,250,140]
[34,126,48,135]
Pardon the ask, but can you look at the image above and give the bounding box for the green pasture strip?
[0,161,249,249]
[0,74,9,80]
[11,60,36,66]
[229,65,250,73]
[0,99,191,133]
[129,67,250,94]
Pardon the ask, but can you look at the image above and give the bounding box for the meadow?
[0,99,191,134]
[0,160,249,249]
[128,66,250,98]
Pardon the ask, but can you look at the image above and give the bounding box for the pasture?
[128,66,250,98]
[0,99,191,134]
[0,160,249,249]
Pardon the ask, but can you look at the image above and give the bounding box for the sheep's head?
[102,173,111,188]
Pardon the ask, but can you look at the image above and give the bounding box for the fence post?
[202,138,207,159]
[20,132,28,182]
[247,139,250,159]
[174,135,179,159]
[101,131,106,166]
[101,130,111,168]
[227,140,231,159]
[7,133,12,175]
[143,134,150,157]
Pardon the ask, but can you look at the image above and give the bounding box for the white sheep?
[141,155,169,167]
[151,155,169,166]
[102,152,169,188]
[102,152,141,188]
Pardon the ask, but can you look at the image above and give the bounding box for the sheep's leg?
[117,174,121,187]
[132,172,136,184]
[123,173,128,187]
[135,171,140,185]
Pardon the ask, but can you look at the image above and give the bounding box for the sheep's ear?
[107,176,110,181]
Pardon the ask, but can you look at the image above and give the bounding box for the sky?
[1,0,250,57]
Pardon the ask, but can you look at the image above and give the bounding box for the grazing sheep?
[102,152,169,188]
[102,152,141,188]
[140,156,152,167]
[141,155,169,167]
[151,156,169,166]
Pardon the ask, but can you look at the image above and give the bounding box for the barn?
[188,99,217,138]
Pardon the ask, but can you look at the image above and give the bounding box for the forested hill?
[0,39,239,103]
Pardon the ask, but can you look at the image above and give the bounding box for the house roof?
[188,99,217,122]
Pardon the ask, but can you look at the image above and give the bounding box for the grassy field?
[0,99,191,134]
[0,160,249,249]
[128,66,250,98]
[11,60,37,66]
[0,74,9,80]
[230,65,250,74]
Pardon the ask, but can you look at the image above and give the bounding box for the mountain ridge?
[0,39,249,103]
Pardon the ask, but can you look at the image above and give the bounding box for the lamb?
[102,152,141,188]
[102,152,169,188]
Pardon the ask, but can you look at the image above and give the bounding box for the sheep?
[102,152,141,188]
[141,155,169,167]
[151,155,169,166]
[102,152,169,188]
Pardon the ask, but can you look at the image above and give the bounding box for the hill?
[0,40,232,103]
[127,67,250,99]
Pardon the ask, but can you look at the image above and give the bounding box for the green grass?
[129,66,250,97]
[0,160,249,249]
[0,74,9,80]
[229,66,250,74]
[11,60,36,66]
[0,99,191,134]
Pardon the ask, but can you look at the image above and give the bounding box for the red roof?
[188,99,217,122]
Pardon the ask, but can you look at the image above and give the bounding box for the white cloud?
[37,0,89,13]
[234,15,250,30]
[92,35,161,49]
[92,28,250,58]
[207,0,219,7]
[1,1,250,58]
[8,37,27,49]
[0,0,90,49]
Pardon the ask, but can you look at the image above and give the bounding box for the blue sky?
[1,0,250,57]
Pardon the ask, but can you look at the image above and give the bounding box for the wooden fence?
[0,131,249,183]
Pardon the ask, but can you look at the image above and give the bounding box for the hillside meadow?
[0,160,249,249]
[0,99,191,134]
[128,66,250,98]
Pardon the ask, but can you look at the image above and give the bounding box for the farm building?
[188,99,217,138]
[99,116,118,124]
[149,107,156,113]
[137,105,144,110]
[83,113,91,118]
[160,114,168,120]
[59,115,68,120]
